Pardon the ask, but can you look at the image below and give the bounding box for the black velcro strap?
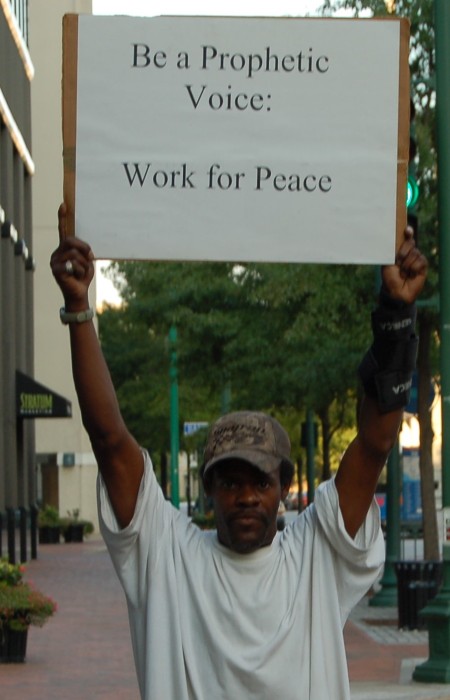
[358,297,418,413]
[358,343,418,413]
[371,304,417,341]
[374,370,414,414]
[371,335,418,372]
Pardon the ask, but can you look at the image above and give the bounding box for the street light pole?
[435,1,450,512]
[413,0,450,683]
[370,444,401,607]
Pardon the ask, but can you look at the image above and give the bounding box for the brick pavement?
[2,536,450,699]
[0,537,139,700]
[347,597,450,700]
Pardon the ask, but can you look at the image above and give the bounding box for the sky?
[93,1,323,19]
[91,0,324,305]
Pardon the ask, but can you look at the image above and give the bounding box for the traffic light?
[407,174,419,210]
[407,98,419,237]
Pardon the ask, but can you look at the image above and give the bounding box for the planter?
[38,526,61,544]
[0,626,28,663]
[63,523,84,543]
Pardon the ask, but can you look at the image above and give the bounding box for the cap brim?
[202,449,282,478]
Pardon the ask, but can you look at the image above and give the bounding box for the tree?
[100,256,377,489]
[321,0,441,559]
[99,6,440,537]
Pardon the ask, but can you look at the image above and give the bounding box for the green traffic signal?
[407,175,419,210]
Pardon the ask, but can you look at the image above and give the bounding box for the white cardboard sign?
[63,15,409,263]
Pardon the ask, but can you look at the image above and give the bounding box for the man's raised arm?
[51,204,144,528]
[335,227,428,538]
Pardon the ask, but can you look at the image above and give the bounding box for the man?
[51,203,427,700]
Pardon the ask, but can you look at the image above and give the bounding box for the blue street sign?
[183,421,209,436]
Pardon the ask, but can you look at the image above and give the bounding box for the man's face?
[207,460,290,554]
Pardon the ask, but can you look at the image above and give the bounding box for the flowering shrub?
[0,582,57,631]
[0,559,25,587]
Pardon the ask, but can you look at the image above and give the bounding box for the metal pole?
[221,381,231,415]
[169,326,180,508]
[30,505,38,560]
[369,264,402,606]
[435,0,450,511]
[7,508,15,564]
[370,443,401,606]
[19,507,27,563]
[413,1,450,683]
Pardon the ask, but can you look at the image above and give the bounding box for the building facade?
[1,0,96,537]
[0,0,36,513]
[28,0,97,529]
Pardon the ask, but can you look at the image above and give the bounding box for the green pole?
[413,0,450,682]
[370,443,401,606]
[435,0,450,512]
[369,264,402,606]
[169,325,180,508]
[221,381,231,415]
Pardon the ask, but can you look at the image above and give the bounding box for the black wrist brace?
[358,288,418,413]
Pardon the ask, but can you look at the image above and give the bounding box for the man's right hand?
[50,203,95,308]
[50,203,144,529]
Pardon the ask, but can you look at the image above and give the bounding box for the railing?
[11,0,28,44]
[0,506,38,564]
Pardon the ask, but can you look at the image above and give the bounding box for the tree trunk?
[417,314,440,561]
[319,407,332,482]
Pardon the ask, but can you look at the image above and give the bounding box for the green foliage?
[100,256,377,480]
[191,513,216,530]
[319,0,440,557]
[0,559,24,587]
[0,559,57,632]
[319,0,439,350]
[59,510,94,536]
[37,505,60,528]
[0,582,57,631]
[99,0,440,482]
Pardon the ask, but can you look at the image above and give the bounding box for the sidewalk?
[1,537,450,699]
[0,537,139,700]
[347,596,450,700]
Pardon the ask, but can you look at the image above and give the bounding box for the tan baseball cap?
[202,411,294,480]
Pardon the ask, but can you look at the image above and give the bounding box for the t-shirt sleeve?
[313,478,385,623]
[97,450,176,606]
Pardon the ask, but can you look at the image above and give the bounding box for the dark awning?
[16,371,72,418]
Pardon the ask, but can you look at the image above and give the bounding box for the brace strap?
[358,291,418,414]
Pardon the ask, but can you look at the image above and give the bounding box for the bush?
[191,513,216,530]
[37,505,60,528]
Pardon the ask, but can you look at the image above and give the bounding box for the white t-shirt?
[97,451,384,700]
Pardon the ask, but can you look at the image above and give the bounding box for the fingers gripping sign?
[382,226,428,305]
[51,203,95,306]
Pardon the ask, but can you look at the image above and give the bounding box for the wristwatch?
[59,307,95,325]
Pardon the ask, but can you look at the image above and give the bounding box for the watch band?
[60,307,95,325]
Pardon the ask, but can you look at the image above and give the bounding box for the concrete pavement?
[1,536,450,699]
[347,596,450,700]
